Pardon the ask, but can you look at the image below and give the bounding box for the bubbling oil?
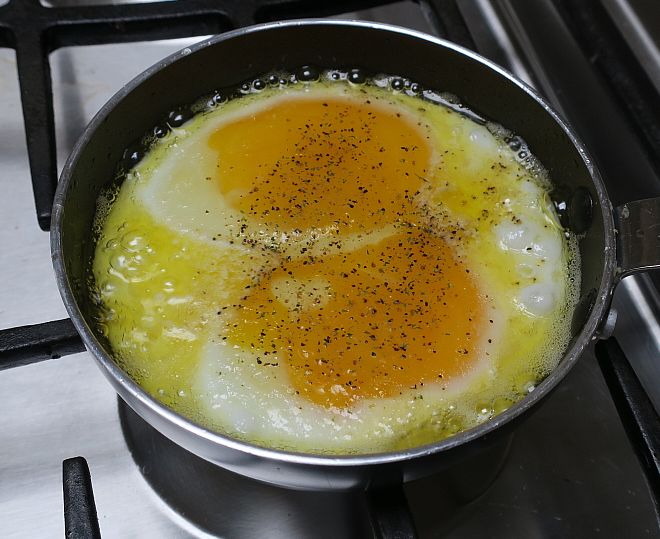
[90,68,580,454]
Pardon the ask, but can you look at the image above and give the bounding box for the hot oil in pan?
[89,68,580,454]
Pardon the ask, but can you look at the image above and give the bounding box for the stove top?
[1,1,658,537]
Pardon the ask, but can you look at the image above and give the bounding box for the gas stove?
[1,1,658,537]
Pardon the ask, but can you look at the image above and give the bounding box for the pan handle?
[615,198,660,279]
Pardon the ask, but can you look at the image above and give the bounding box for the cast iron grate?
[63,457,102,539]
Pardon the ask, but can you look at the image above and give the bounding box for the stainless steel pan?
[51,19,659,491]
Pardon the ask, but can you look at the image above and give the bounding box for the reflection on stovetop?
[1,0,659,537]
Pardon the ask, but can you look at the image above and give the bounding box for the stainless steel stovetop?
[1,1,658,537]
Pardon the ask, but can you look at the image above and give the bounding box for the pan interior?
[55,21,611,462]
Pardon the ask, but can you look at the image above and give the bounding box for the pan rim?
[51,18,617,469]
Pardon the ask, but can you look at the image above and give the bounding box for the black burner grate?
[63,456,101,539]
[596,339,660,514]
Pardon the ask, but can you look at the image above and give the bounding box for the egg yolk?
[225,227,484,409]
[208,95,431,231]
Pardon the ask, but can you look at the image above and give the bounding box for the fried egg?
[92,76,579,454]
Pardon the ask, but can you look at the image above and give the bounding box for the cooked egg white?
[92,78,579,454]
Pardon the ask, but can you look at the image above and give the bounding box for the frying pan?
[51,20,656,491]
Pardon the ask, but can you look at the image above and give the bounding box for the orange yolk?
[209,95,431,231]
[225,228,484,409]
[210,92,485,409]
